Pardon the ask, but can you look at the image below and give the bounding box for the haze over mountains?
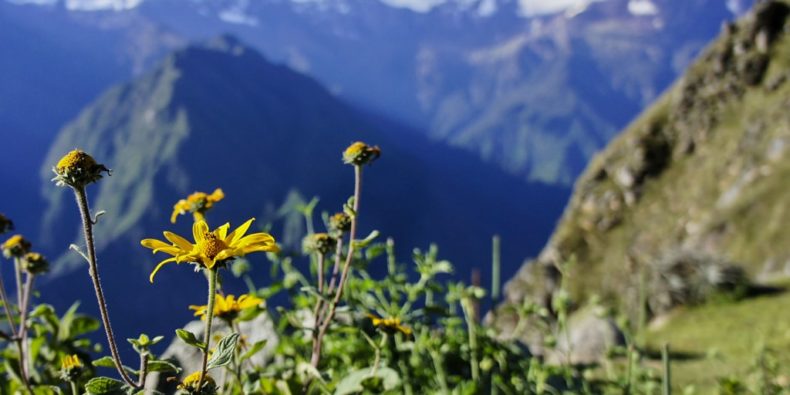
[2,0,749,186]
[0,0,754,337]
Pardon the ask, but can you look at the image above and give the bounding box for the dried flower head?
[190,293,263,322]
[178,371,217,394]
[302,233,337,255]
[141,219,279,283]
[0,214,13,235]
[343,141,381,166]
[60,354,83,381]
[329,212,351,237]
[52,149,110,188]
[22,252,49,274]
[171,188,225,223]
[2,234,32,258]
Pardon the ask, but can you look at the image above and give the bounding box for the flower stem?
[0,270,18,338]
[197,268,219,390]
[311,165,362,368]
[73,186,139,389]
[18,273,34,384]
[70,381,78,395]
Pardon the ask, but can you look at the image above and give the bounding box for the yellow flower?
[141,219,278,283]
[60,354,84,381]
[343,141,381,166]
[171,188,225,223]
[2,234,32,258]
[60,354,83,370]
[368,314,412,336]
[52,149,110,188]
[178,371,217,394]
[189,293,263,321]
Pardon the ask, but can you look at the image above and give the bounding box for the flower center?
[199,233,227,259]
[56,150,97,172]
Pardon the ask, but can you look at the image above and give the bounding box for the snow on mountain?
[4,0,615,17]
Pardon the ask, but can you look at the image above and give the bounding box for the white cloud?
[628,0,657,15]
[378,0,447,13]
[518,0,595,16]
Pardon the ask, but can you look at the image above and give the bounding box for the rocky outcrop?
[497,0,790,341]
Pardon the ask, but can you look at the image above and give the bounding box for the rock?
[145,313,279,393]
[549,307,625,365]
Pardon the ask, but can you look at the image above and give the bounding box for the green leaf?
[352,230,380,249]
[206,333,240,370]
[92,356,117,368]
[57,302,80,341]
[239,339,268,362]
[175,329,205,349]
[70,316,101,338]
[334,367,400,395]
[146,360,181,373]
[92,357,137,376]
[85,377,126,395]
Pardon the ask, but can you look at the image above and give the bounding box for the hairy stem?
[197,268,219,390]
[73,186,139,389]
[311,165,362,368]
[137,353,149,389]
[0,271,18,338]
[18,273,34,385]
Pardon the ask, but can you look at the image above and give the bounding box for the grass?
[646,282,790,393]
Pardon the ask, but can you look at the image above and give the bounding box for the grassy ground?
[646,283,790,393]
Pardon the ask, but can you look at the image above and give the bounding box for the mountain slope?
[497,0,790,332]
[37,36,569,337]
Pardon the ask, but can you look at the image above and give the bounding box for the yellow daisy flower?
[177,371,217,393]
[140,219,278,283]
[189,293,263,321]
[60,354,83,370]
[343,141,381,166]
[367,314,412,336]
[171,188,225,223]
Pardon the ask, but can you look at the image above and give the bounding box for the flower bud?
[328,212,352,237]
[52,149,110,188]
[342,141,381,166]
[2,234,31,258]
[22,252,49,274]
[302,233,337,256]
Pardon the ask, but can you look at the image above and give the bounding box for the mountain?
[495,0,790,334]
[36,36,569,338]
[2,0,749,188]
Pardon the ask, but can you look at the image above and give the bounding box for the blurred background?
[7,1,789,384]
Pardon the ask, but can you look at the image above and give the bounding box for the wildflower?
[52,149,110,188]
[177,371,217,394]
[343,141,381,166]
[22,252,49,274]
[0,214,13,234]
[60,354,83,381]
[328,212,351,237]
[1,234,31,258]
[302,233,337,255]
[140,219,278,283]
[367,314,412,336]
[190,293,263,322]
[171,188,225,223]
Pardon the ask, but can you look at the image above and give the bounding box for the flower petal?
[163,231,193,252]
[214,223,230,241]
[225,218,255,245]
[149,257,177,283]
[234,232,275,248]
[193,220,209,244]
[141,239,178,255]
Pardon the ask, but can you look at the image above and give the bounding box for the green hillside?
[500,0,790,311]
